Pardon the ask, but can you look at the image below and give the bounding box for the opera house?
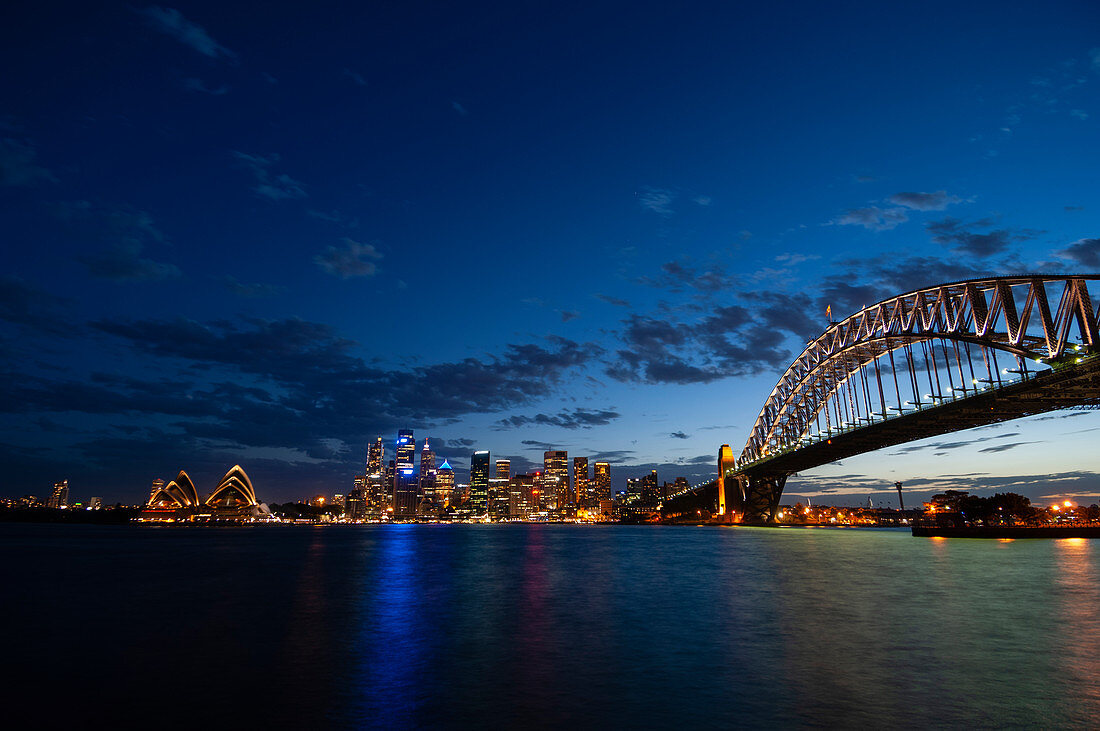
[139,465,271,522]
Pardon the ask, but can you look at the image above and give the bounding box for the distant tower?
[470,451,490,515]
[437,460,456,505]
[393,430,418,518]
[895,481,905,511]
[48,480,69,509]
[593,462,611,503]
[544,450,569,510]
[367,437,384,475]
[641,469,659,505]
[420,440,437,503]
[495,459,511,480]
[574,457,589,506]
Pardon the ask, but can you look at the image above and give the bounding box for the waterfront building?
[384,460,396,511]
[147,478,165,504]
[140,465,268,521]
[333,493,345,508]
[419,440,438,503]
[87,496,102,510]
[147,471,199,509]
[641,470,659,505]
[544,450,569,510]
[489,477,511,520]
[393,430,419,518]
[574,457,589,506]
[346,481,367,520]
[625,477,642,506]
[47,480,69,509]
[508,474,532,519]
[495,459,511,479]
[470,451,490,515]
[594,462,611,503]
[437,460,456,505]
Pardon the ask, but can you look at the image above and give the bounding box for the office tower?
[48,480,69,509]
[495,459,511,480]
[543,450,569,510]
[574,457,589,507]
[594,462,611,502]
[347,476,367,520]
[393,430,418,518]
[626,477,642,505]
[489,477,511,520]
[420,440,437,502]
[437,459,455,505]
[470,451,490,515]
[367,437,384,475]
[87,496,102,510]
[333,494,346,508]
[642,469,659,504]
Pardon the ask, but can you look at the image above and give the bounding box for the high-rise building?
[544,450,569,510]
[393,430,418,518]
[641,469,659,505]
[625,477,642,505]
[420,440,438,503]
[437,460,456,505]
[470,451,490,515]
[573,457,589,506]
[367,437,384,475]
[593,462,611,503]
[88,496,102,510]
[508,474,532,519]
[489,477,511,520]
[347,476,367,521]
[495,459,511,480]
[333,493,346,508]
[48,480,69,509]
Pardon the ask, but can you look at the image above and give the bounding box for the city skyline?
[2,2,1100,505]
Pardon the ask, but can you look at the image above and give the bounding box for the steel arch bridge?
[663,275,1100,524]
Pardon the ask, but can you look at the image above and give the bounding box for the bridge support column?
[737,473,787,524]
[716,444,738,518]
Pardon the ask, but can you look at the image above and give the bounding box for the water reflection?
[1052,538,1100,724]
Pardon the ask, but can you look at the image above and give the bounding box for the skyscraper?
[437,459,455,505]
[544,450,569,510]
[495,459,511,479]
[593,462,611,503]
[420,439,437,503]
[48,480,69,509]
[642,469,659,505]
[367,437,384,475]
[393,430,418,518]
[470,451,490,515]
[574,457,589,506]
[347,476,367,521]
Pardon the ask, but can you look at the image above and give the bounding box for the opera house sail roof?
[141,465,268,521]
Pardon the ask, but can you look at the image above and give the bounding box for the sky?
[2,0,1099,506]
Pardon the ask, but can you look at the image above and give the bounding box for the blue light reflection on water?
[3,523,1100,728]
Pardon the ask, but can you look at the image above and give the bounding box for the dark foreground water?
[3,523,1098,729]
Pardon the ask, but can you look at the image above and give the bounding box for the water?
[3,523,1098,728]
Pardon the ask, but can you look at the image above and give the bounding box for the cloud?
[314,238,383,278]
[888,190,962,211]
[595,294,631,307]
[693,196,712,206]
[926,217,1040,258]
[637,259,736,293]
[344,68,367,86]
[639,187,675,215]
[182,77,228,95]
[670,431,689,439]
[1056,238,1100,268]
[219,275,284,298]
[832,206,909,231]
[80,242,182,282]
[774,253,820,265]
[233,152,306,201]
[978,442,1035,453]
[496,408,621,430]
[1071,109,1089,120]
[139,6,236,61]
[0,277,71,335]
[559,310,580,322]
[0,138,56,186]
[452,101,468,116]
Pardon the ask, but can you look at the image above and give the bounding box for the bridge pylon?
[736,473,787,524]
[716,444,737,518]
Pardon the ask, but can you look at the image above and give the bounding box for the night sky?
[2,1,1099,506]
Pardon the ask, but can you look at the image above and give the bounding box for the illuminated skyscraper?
[544,450,569,510]
[367,437,384,475]
[48,480,69,509]
[574,457,589,506]
[420,440,437,503]
[470,450,490,515]
[495,459,511,479]
[489,477,510,520]
[593,462,611,502]
[393,430,418,518]
[437,459,455,505]
[642,469,659,505]
[347,476,367,520]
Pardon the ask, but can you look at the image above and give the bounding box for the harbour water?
[4,523,1098,728]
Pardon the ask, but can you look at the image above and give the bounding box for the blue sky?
[2,1,1099,505]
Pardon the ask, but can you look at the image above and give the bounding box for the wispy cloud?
[670,431,689,439]
[451,101,469,116]
[595,294,631,307]
[926,216,1042,258]
[639,187,675,216]
[1057,238,1100,268]
[314,238,383,278]
[233,152,307,201]
[0,138,56,186]
[219,275,285,298]
[832,205,909,231]
[497,408,620,430]
[182,77,228,95]
[139,6,236,61]
[344,68,367,86]
[888,190,963,211]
